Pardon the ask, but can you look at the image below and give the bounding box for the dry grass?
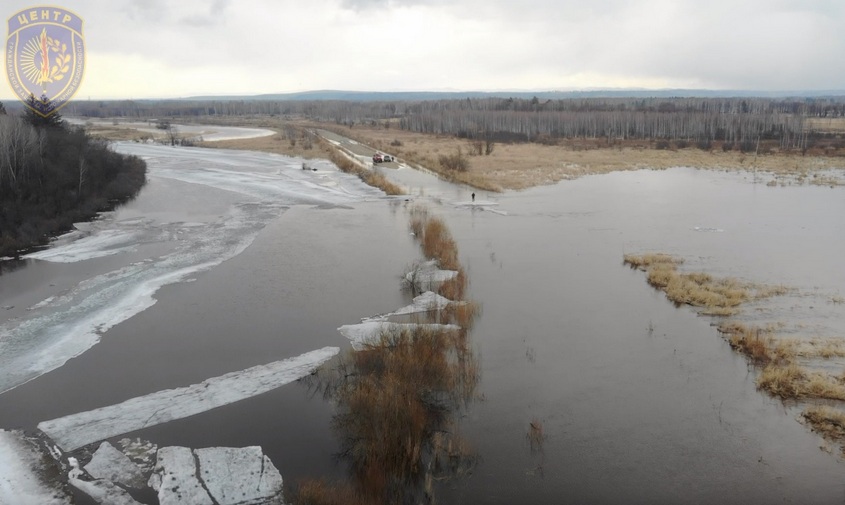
[409,207,468,300]
[757,364,845,401]
[317,137,405,195]
[624,253,754,315]
[295,211,478,504]
[327,324,479,502]
[85,125,159,142]
[717,322,802,363]
[802,405,845,446]
[410,206,460,271]
[200,129,320,159]
[789,338,845,359]
[440,298,480,330]
[623,253,682,270]
[420,217,459,271]
[626,253,845,405]
[298,120,845,191]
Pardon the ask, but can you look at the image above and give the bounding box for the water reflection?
[0,257,28,276]
[297,210,479,504]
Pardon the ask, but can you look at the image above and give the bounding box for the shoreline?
[75,116,845,192]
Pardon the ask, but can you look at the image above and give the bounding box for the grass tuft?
[624,253,753,314]
[802,405,845,445]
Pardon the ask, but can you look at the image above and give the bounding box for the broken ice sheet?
[38,346,339,451]
[84,441,147,489]
[150,446,283,505]
[148,446,213,505]
[196,447,283,504]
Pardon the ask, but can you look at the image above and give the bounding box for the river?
[1,134,844,504]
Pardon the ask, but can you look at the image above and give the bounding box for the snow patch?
[0,430,70,505]
[38,347,339,451]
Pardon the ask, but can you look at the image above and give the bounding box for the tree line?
[0,99,147,256]
[62,95,845,151]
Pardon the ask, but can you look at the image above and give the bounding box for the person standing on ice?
[471,192,476,202]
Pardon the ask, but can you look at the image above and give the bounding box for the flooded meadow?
[1,136,844,503]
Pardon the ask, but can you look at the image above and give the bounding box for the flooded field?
[1,138,844,503]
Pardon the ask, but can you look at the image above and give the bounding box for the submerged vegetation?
[625,252,845,452]
[622,253,786,316]
[0,103,147,256]
[293,207,478,504]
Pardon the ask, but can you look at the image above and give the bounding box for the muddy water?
[415,168,845,504]
[2,139,845,504]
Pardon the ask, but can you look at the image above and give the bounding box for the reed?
[295,211,480,505]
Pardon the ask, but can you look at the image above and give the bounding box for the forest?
[62,95,845,151]
[0,101,147,257]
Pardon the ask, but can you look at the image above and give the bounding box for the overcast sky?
[2,0,843,100]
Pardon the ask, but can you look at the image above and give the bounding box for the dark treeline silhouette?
[65,95,845,151]
[0,101,147,256]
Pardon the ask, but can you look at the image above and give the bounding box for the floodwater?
[2,136,845,504]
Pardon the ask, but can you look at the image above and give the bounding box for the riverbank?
[82,115,845,192]
[0,120,147,257]
[624,252,845,453]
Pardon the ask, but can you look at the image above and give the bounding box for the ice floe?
[393,291,455,316]
[0,141,390,394]
[84,442,147,488]
[404,260,458,292]
[0,430,70,505]
[25,229,139,263]
[148,446,213,504]
[338,291,462,349]
[194,447,284,504]
[69,471,142,505]
[64,441,284,505]
[339,321,461,349]
[39,347,339,451]
[147,445,284,505]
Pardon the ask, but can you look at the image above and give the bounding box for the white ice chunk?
[0,430,70,505]
[69,477,143,505]
[404,260,458,292]
[149,446,213,505]
[195,447,284,504]
[393,291,455,316]
[84,442,147,488]
[339,322,461,350]
[38,347,339,451]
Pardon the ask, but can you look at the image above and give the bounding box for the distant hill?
[183,89,845,102]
